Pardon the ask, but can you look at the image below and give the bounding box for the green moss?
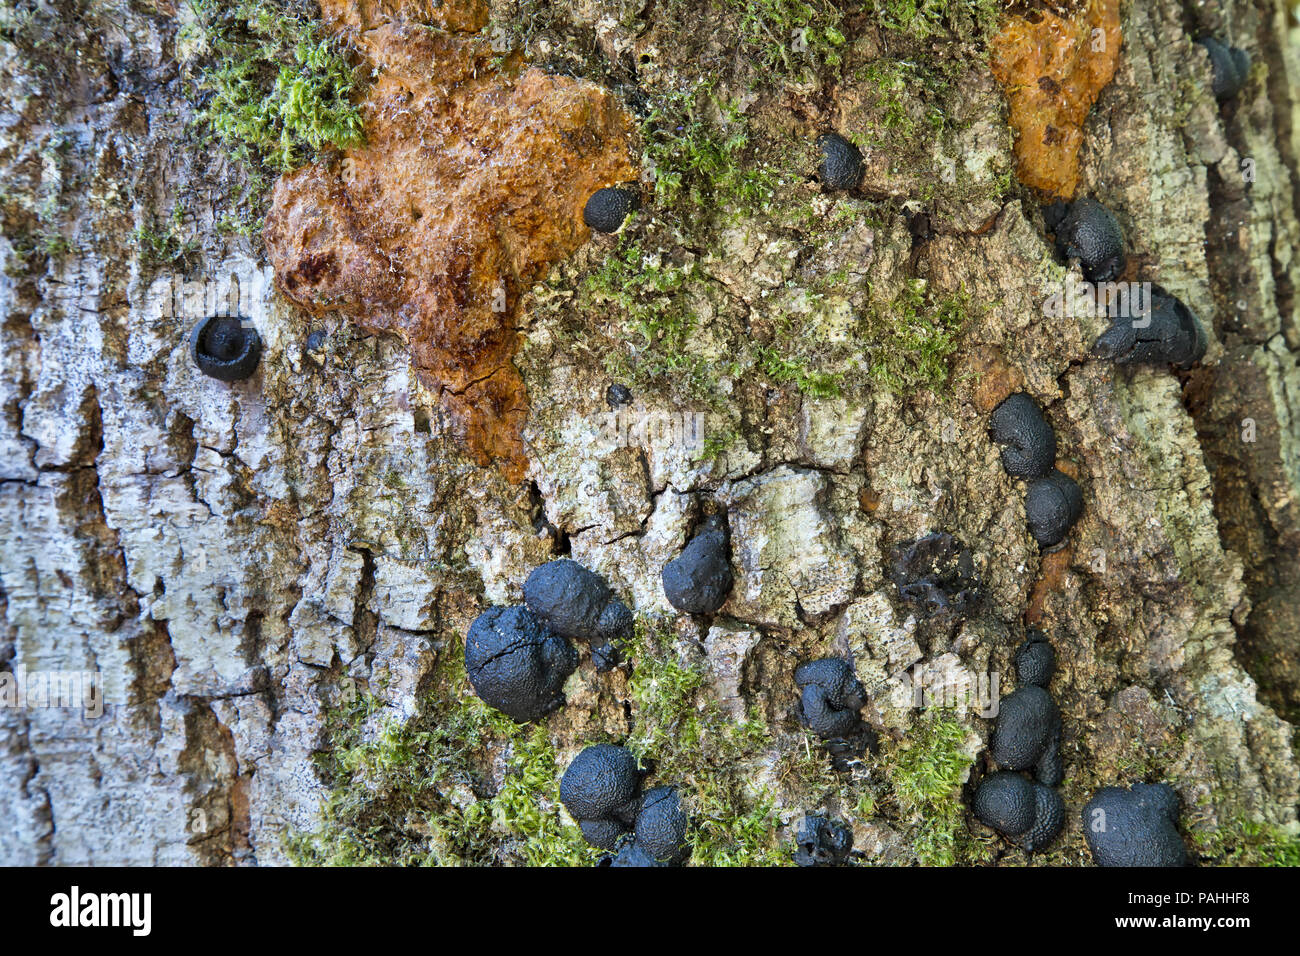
[886,711,985,866]
[864,0,1002,40]
[133,203,199,269]
[721,0,845,82]
[864,280,970,394]
[1191,818,1300,867]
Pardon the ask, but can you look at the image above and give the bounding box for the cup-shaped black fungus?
[1024,469,1083,548]
[662,513,733,614]
[465,605,579,722]
[560,744,644,848]
[889,531,981,618]
[190,315,262,381]
[816,132,862,191]
[1047,197,1126,283]
[989,393,1057,480]
[628,785,690,865]
[1092,285,1207,368]
[524,559,632,671]
[991,685,1063,786]
[1014,631,1056,688]
[583,186,640,234]
[795,657,868,741]
[1198,37,1250,101]
[1082,782,1187,867]
[793,815,854,867]
[972,771,1065,853]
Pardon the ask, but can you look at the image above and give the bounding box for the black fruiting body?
[991,684,1063,786]
[661,513,733,614]
[989,393,1057,480]
[624,785,690,865]
[190,315,262,381]
[583,186,640,233]
[560,744,643,850]
[972,771,1066,853]
[1092,285,1207,368]
[794,658,868,740]
[793,815,854,867]
[817,133,863,191]
[464,605,579,722]
[1046,197,1127,283]
[1014,631,1056,688]
[889,532,981,618]
[1025,469,1084,548]
[523,559,632,672]
[1082,783,1188,867]
[1198,37,1250,101]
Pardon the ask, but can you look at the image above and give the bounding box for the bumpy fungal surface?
[661,513,733,614]
[1198,37,1251,101]
[1046,197,1126,283]
[991,685,1063,786]
[794,658,868,741]
[989,393,1057,480]
[1092,286,1208,367]
[1082,783,1188,867]
[627,785,690,865]
[524,559,632,671]
[1024,469,1084,548]
[605,382,633,408]
[889,532,981,618]
[816,132,862,191]
[464,605,579,722]
[793,815,854,867]
[560,744,644,848]
[190,315,262,382]
[263,0,636,482]
[582,186,640,234]
[1014,631,1056,688]
[972,771,1066,853]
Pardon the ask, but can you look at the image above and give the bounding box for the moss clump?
[722,0,845,81]
[1192,818,1300,867]
[864,0,1003,40]
[626,617,790,866]
[886,711,986,865]
[865,280,970,394]
[133,203,199,269]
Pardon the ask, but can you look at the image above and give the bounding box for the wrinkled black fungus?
[817,132,862,191]
[464,605,579,722]
[606,843,667,866]
[889,532,981,618]
[583,186,640,233]
[305,329,327,352]
[972,771,1065,853]
[662,513,733,614]
[793,815,854,867]
[628,785,690,865]
[190,315,262,381]
[989,393,1057,480]
[795,658,867,741]
[605,383,633,408]
[524,559,632,671]
[1024,469,1084,548]
[1082,783,1187,867]
[991,685,1063,786]
[561,744,644,849]
[1046,197,1126,283]
[1092,286,1207,368]
[1198,37,1250,101]
[1014,631,1056,688]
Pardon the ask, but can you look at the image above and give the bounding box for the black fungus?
[795,658,867,741]
[1198,37,1250,101]
[972,771,1066,853]
[627,785,690,865]
[190,315,262,381]
[606,842,668,867]
[889,532,981,618]
[991,685,1063,786]
[524,559,632,671]
[583,186,640,233]
[661,513,733,614]
[560,744,644,849]
[305,329,327,352]
[1046,197,1127,283]
[1024,469,1084,548]
[1082,783,1187,867]
[817,132,863,191]
[1092,285,1207,368]
[1014,631,1056,688]
[989,393,1057,480]
[464,605,579,722]
[605,383,633,408]
[793,815,854,867]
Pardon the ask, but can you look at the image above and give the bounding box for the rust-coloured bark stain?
[264,0,637,482]
[990,0,1122,199]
